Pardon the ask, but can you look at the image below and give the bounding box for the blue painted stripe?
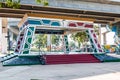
[51,22,61,26]
[42,20,51,24]
[28,20,41,25]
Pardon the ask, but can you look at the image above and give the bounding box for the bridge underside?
[0,2,120,24]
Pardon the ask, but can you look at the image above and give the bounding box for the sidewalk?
[72,72,120,80]
[0,62,120,80]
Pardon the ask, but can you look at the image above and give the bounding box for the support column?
[1,18,8,54]
[103,33,107,45]
[10,31,13,41]
[0,19,2,53]
[47,35,51,51]
[63,34,69,53]
[98,24,101,44]
[102,30,109,45]
[21,26,36,54]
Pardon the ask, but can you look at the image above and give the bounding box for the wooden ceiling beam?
[0,13,23,18]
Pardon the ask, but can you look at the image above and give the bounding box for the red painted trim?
[85,24,93,28]
[68,23,77,27]
[77,22,84,26]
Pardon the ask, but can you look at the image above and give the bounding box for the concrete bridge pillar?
[98,24,102,45]
[1,18,8,54]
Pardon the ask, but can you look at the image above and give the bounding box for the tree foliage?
[94,25,99,35]
[51,35,61,45]
[34,34,61,48]
[0,0,48,8]
[35,0,48,6]
[70,25,100,48]
[34,34,47,48]
[70,31,88,47]
[0,0,20,8]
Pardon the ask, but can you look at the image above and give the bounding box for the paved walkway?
[0,62,120,80]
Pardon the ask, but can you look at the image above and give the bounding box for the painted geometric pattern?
[20,21,29,31]
[19,19,61,31]
[27,19,61,26]
[18,19,61,55]
[20,19,94,32]
[15,22,31,54]
[64,35,69,53]
[21,26,35,54]
[86,29,103,52]
[68,21,93,28]
[14,33,24,54]
[18,19,94,55]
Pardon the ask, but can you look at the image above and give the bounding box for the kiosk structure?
[1,13,104,66]
[15,14,103,55]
